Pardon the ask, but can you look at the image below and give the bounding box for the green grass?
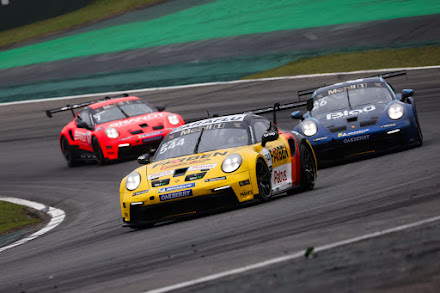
[0,0,163,48]
[242,46,440,79]
[0,201,43,236]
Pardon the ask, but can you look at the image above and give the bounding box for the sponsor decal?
[151,179,170,187]
[338,129,370,138]
[180,123,225,136]
[158,183,195,193]
[159,189,193,201]
[269,145,288,162]
[109,113,166,128]
[188,163,217,171]
[140,131,163,138]
[74,130,92,144]
[142,135,163,143]
[274,170,288,184]
[272,164,292,190]
[261,148,273,171]
[326,105,376,120]
[186,172,206,181]
[343,135,370,144]
[176,114,246,131]
[205,176,227,182]
[147,170,174,180]
[381,123,397,128]
[239,179,250,186]
[152,151,227,169]
[327,83,368,95]
[133,190,149,196]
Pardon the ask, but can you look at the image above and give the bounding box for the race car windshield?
[311,82,393,116]
[154,122,250,161]
[92,100,155,124]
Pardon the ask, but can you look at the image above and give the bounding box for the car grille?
[153,125,164,130]
[129,188,239,223]
[130,130,143,135]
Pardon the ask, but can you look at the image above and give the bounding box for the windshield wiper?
[115,103,130,118]
[193,128,205,154]
[346,89,352,109]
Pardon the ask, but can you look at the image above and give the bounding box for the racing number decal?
[159,138,185,154]
[261,148,272,171]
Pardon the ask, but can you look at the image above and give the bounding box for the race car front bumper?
[103,130,170,160]
[310,118,418,162]
[121,170,258,226]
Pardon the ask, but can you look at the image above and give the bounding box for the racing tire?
[92,137,107,166]
[299,143,316,191]
[256,158,272,201]
[414,112,423,147]
[61,136,79,167]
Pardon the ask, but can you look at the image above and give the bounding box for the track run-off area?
[0,67,439,292]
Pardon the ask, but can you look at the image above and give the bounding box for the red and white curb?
[0,197,65,253]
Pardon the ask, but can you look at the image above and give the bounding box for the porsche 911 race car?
[120,113,317,228]
[291,71,423,164]
[46,95,184,167]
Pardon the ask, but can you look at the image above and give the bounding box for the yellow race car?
[120,113,317,228]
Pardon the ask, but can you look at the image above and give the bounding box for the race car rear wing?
[296,70,407,111]
[297,70,407,98]
[45,94,129,118]
[186,100,307,125]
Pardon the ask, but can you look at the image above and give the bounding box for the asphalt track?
[0,68,439,292]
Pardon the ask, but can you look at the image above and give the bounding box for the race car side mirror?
[291,111,304,120]
[156,105,166,112]
[306,98,314,112]
[77,121,94,131]
[401,89,414,99]
[261,131,279,147]
[137,154,150,164]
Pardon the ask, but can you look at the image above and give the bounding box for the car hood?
[313,102,387,131]
[145,149,235,181]
[98,112,171,133]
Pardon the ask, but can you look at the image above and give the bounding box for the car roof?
[313,76,386,97]
[88,96,140,109]
[171,113,261,133]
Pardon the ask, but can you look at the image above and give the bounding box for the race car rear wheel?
[414,111,423,146]
[92,137,107,166]
[256,158,272,201]
[61,136,78,167]
[299,143,316,191]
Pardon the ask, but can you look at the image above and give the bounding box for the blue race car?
[291,71,423,165]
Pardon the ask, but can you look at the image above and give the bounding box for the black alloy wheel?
[61,136,78,167]
[92,137,107,166]
[256,159,272,201]
[300,144,316,191]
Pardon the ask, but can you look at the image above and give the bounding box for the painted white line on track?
[0,197,65,253]
[1,65,440,107]
[143,214,440,293]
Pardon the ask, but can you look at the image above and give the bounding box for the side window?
[76,108,92,126]
[252,119,271,143]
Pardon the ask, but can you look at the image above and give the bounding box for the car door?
[73,108,94,152]
[251,118,293,192]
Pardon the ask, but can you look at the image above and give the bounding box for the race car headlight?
[126,172,141,191]
[105,127,119,139]
[168,114,180,125]
[222,154,242,173]
[388,103,404,120]
[302,120,318,136]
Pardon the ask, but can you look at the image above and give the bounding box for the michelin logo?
[159,183,195,193]
[159,190,193,201]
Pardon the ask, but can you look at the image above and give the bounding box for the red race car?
[46,95,184,167]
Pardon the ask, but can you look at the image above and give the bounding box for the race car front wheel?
[256,158,272,201]
[299,143,316,191]
[92,137,107,166]
[61,136,78,167]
